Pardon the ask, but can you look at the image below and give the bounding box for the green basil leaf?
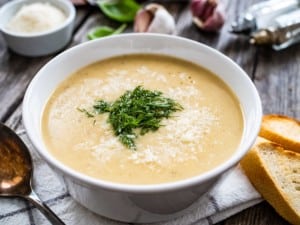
[87,23,127,40]
[113,23,127,34]
[97,0,141,22]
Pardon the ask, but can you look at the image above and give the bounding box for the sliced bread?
[241,138,300,225]
[259,114,300,153]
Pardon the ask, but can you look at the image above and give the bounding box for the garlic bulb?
[191,0,225,32]
[134,3,176,34]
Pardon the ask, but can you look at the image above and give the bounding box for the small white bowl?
[0,0,75,57]
[23,34,262,223]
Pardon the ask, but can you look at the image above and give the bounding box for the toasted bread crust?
[259,114,300,153]
[241,139,300,225]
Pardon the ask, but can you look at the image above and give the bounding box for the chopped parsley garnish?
[79,86,183,150]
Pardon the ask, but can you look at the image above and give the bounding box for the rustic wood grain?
[1,0,299,224]
[0,3,92,122]
[254,46,300,118]
[72,6,124,44]
[72,1,183,45]
[175,0,261,79]
[223,202,290,225]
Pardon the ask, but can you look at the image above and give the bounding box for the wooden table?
[0,0,298,224]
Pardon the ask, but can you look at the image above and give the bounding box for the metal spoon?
[0,122,66,225]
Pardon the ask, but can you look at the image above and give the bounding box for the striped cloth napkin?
[0,128,262,225]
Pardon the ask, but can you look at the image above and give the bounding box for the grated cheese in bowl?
[6,2,67,34]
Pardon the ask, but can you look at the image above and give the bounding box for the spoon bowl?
[0,122,66,225]
[0,123,32,196]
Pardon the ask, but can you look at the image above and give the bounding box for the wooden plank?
[72,7,124,44]
[223,202,290,225]
[72,2,183,44]
[254,46,300,118]
[0,2,92,122]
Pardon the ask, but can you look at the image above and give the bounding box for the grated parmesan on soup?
[42,54,244,185]
[6,2,67,34]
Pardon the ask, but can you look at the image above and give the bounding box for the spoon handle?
[25,190,66,225]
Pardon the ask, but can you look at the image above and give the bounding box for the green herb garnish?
[87,24,127,40]
[97,0,141,23]
[77,107,95,118]
[82,86,183,150]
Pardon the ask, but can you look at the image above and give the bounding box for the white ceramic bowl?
[0,0,75,57]
[23,34,262,223]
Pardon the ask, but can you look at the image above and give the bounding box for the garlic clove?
[202,0,217,20]
[191,0,225,32]
[134,9,153,32]
[147,7,176,34]
[191,0,217,20]
[201,9,224,31]
[191,0,207,18]
[134,3,176,34]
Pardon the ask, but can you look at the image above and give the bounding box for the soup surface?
[42,54,244,185]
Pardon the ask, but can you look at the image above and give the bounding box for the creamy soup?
[42,54,244,185]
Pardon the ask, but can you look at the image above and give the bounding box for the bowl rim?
[22,33,262,193]
[0,0,75,37]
